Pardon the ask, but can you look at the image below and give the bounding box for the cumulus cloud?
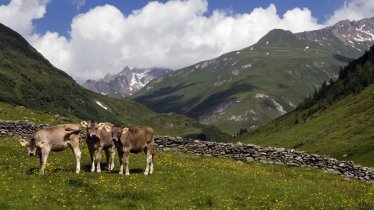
[0,0,373,82]
[30,1,324,82]
[0,0,49,36]
[327,0,374,25]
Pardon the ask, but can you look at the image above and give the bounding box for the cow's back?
[125,126,154,148]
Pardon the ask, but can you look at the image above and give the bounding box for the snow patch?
[266,41,269,45]
[95,100,109,111]
[236,51,241,54]
[266,52,270,55]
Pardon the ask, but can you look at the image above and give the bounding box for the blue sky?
[0,0,373,82]
[34,0,344,37]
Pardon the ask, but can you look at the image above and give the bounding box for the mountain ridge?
[132,17,374,134]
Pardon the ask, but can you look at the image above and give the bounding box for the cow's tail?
[64,124,81,141]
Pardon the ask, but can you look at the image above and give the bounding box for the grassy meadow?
[0,137,373,209]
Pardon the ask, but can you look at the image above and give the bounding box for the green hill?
[132,18,374,135]
[0,23,229,139]
[236,46,374,167]
[0,137,373,209]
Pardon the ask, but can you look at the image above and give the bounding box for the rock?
[286,162,299,167]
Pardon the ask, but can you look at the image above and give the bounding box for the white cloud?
[0,0,373,82]
[327,0,374,25]
[29,1,324,82]
[0,0,49,36]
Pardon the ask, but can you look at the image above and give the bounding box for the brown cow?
[81,120,115,173]
[19,124,81,174]
[111,126,155,175]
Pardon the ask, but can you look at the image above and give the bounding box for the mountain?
[236,45,374,167]
[132,17,374,135]
[82,67,172,98]
[0,22,229,139]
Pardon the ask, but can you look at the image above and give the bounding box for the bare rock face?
[296,17,374,52]
[82,67,172,98]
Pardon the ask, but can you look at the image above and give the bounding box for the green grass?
[0,102,79,124]
[236,85,374,167]
[1,137,373,209]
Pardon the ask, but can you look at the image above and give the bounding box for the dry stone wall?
[0,120,47,138]
[155,136,374,182]
[1,120,373,181]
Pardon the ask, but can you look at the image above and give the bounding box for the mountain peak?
[255,29,303,48]
[82,67,172,98]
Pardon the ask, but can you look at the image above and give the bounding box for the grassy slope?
[133,29,360,135]
[0,101,205,137]
[236,85,374,167]
[0,137,373,209]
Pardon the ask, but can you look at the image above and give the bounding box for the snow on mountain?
[82,67,172,98]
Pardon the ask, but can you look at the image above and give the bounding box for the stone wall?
[0,120,47,138]
[1,120,373,181]
[155,136,374,182]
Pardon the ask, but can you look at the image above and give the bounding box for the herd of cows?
[19,120,155,175]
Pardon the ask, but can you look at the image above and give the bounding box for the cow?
[80,120,115,173]
[19,124,82,174]
[111,126,155,175]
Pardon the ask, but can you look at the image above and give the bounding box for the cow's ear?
[37,141,45,148]
[122,127,129,134]
[98,123,105,130]
[19,139,29,147]
[104,125,111,133]
[80,121,88,128]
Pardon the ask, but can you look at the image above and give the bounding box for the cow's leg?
[118,150,124,174]
[95,147,103,173]
[109,146,115,171]
[104,149,110,171]
[88,146,96,172]
[39,148,50,174]
[124,148,130,175]
[144,147,150,175]
[144,144,155,175]
[69,136,81,173]
[149,144,154,175]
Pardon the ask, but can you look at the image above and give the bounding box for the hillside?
[132,18,374,135]
[236,46,374,167]
[0,137,373,209]
[0,23,228,139]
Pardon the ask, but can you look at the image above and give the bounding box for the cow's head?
[81,120,99,138]
[19,138,44,156]
[81,120,111,138]
[111,126,123,142]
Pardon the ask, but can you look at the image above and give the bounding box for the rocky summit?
[82,67,172,98]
